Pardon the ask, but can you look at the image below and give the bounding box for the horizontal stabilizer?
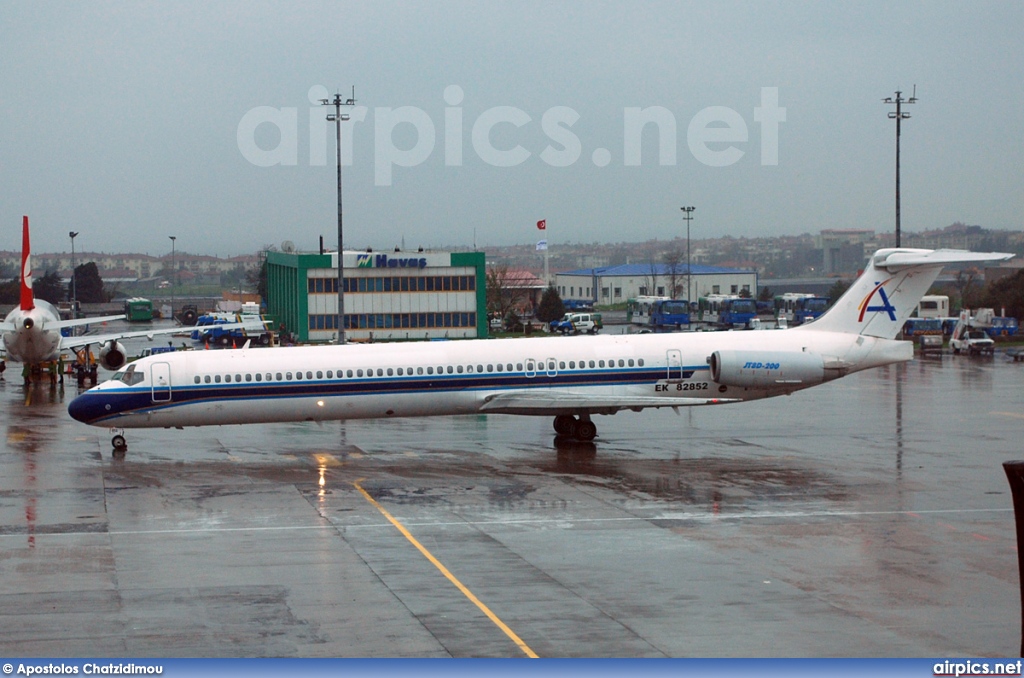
[480,389,739,415]
[873,248,1013,271]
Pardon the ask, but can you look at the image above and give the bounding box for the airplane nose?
[68,391,103,424]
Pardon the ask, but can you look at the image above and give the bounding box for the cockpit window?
[117,364,145,386]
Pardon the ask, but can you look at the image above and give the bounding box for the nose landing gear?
[110,428,127,457]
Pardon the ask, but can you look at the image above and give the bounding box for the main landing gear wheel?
[552,415,598,442]
[111,433,127,457]
[553,414,576,436]
[571,419,597,442]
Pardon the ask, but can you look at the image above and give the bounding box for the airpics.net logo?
[236,85,786,186]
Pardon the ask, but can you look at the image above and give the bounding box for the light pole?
[680,206,695,303]
[321,87,356,344]
[69,231,79,319]
[169,235,176,320]
[883,87,917,247]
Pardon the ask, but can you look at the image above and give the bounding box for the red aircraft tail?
[20,215,34,311]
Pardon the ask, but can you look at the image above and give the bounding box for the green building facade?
[266,249,486,343]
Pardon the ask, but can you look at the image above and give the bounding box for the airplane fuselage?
[67,327,910,429]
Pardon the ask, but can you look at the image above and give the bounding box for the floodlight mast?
[680,206,695,304]
[883,86,917,248]
[321,87,356,344]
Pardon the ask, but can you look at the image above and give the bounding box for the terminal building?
[266,249,486,343]
[555,262,758,305]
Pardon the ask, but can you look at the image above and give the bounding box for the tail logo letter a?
[858,279,897,322]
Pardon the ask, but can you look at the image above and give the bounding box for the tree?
[485,265,529,323]
[641,247,660,297]
[33,270,64,304]
[827,279,851,305]
[535,285,565,323]
[246,245,277,303]
[662,248,685,299]
[982,268,1024,321]
[73,262,107,303]
[0,278,18,304]
[758,286,774,302]
[954,267,984,310]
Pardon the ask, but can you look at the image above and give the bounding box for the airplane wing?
[479,389,740,415]
[50,314,128,330]
[58,322,248,351]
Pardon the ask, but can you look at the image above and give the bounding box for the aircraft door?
[151,362,172,403]
[666,349,683,382]
[525,359,536,378]
[546,358,558,378]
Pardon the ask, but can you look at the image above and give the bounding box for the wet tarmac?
[1,341,1023,657]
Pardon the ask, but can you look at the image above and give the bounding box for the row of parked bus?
[626,292,829,331]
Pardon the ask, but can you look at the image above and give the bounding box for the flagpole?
[537,219,549,286]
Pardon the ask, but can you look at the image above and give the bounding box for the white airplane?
[1,216,232,375]
[68,247,1012,453]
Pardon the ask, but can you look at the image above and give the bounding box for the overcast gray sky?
[2,1,1021,257]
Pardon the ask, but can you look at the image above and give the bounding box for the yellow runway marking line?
[994,411,1024,420]
[353,480,538,658]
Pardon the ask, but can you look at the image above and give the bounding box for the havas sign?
[356,253,428,269]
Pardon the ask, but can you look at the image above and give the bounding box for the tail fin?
[799,248,1013,339]
[20,215,34,312]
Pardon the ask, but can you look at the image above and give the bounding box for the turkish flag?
[537,219,546,230]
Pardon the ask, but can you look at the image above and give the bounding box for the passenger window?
[357,369,364,377]
[245,374,252,382]
[387,368,394,376]
[347,370,353,378]
[496,364,503,372]
[618,359,624,367]
[467,365,473,373]
[446,366,454,374]
[397,368,403,376]
[307,371,313,379]
[427,366,434,375]
[638,359,644,367]
[215,375,222,383]
[235,374,242,382]
[599,360,605,367]
[457,365,464,373]
[516,363,522,371]
[628,359,634,367]
[569,361,575,369]
[589,360,596,368]
[317,371,323,379]
[477,364,484,372]
[204,375,211,383]
[559,362,565,369]
[296,372,302,380]
[326,370,332,378]
[487,364,493,372]
[255,373,262,382]
[417,367,424,375]
[286,372,293,380]
[194,376,201,384]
